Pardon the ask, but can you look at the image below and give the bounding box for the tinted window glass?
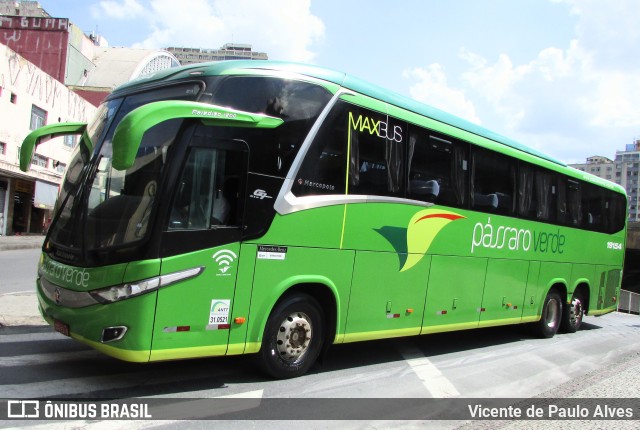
[519,164,557,223]
[408,128,468,207]
[169,140,245,230]
[567,179,582,227]
[211,77,332,177]
[292,100,406,197]
[347,105,405,197]
[472,148,516,215]
[292,101,348,196]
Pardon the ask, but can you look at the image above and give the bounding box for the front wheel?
[258,294,324,379]
[532,290,562,338]
[560,291,585,333]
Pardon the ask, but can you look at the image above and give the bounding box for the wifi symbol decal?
[212,249,238,274]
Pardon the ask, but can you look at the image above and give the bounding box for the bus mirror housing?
[111,100,284,171]
[20,122,89,172]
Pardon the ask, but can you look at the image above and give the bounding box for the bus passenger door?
[421,256,486,334]
[478,259,528,327]
[151,133,249,360]
[152,243,241,361]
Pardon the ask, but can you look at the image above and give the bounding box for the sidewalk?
[0,234,45,251]
[0,235,46,326]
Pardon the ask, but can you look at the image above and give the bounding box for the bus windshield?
[47,82,204,263]
[45,76,333,265]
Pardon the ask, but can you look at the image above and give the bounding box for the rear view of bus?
[21,61,627,379]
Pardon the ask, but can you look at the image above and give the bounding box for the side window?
[471,148,516,215]
[211,77,332,177]
[556,177,568,225]
[169,143,245,230]
[581,182,604,231]
[567,179,582,227]
[407,127,468,207]
[519,164,557,223]
[347,105,405,197]
[291,101,348,197]
[292,100,406,198]
[517,163,536,219]
[605,192,627,233]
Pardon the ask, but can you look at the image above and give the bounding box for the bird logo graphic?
[400,209,465,272]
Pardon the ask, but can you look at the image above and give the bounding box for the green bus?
[21,61,627,379]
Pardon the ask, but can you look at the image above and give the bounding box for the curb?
[0,239,44,252]
[0,292,47,327]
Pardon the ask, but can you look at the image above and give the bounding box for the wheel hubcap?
[545,298,560,329]
[569,298,584,326]
[276,312,312,361]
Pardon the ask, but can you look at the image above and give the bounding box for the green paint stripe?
[342,327,421,343]
[72,334,150,363]
[589,307,616,316]
[340,117,353,249]
[341,316,543,343]
[478,317,526,328]
[150,345,228,361]
[244,342,261,354]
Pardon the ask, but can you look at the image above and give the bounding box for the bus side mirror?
[20,122,89,172]
[111,100,283,171]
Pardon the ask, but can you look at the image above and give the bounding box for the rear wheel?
[259,294,324,379]
[560,291,585,333]
[532,290,562,338]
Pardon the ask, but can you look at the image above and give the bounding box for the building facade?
[166,43,268,65]
[0,43,97,235]
[0,1,179,235]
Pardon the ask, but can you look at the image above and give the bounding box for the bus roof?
[118,60,567,167]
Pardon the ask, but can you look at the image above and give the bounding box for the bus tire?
[560,291,585,333]
[258,294,324,379]
[533,290,562,338]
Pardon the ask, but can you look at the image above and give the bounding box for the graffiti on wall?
[1,46,93,122]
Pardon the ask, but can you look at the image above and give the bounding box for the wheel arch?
[547,281,568,307]
[570,281,591,315]
[248,276,340,353]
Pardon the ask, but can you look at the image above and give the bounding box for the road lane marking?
[395,340,460,397]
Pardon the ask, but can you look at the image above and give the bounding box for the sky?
[36,0,640,164]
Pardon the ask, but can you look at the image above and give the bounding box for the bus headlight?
[90,266,204,303]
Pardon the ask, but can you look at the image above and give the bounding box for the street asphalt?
[0,235,45,327]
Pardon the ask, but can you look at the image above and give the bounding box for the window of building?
[31,153,48,168]
[30,105,47,130]
[63,135,76,149]
[54,161,66,174]
[0,141,5,155]
[10,93,17,104]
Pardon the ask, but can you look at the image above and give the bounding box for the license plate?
[54,319,70,337]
